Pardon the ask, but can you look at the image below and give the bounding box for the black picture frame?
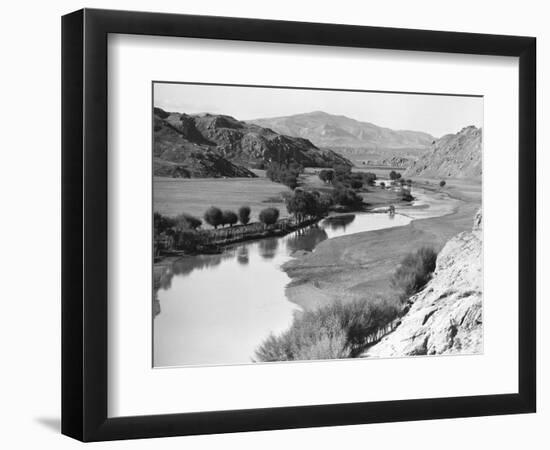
[61,8,536,442]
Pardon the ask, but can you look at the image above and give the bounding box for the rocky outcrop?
[153,108,352,178]
[365,209,483,357]
[404,126,482,179]
[153,153,256,178]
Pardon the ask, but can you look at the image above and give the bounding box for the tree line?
[318,166,377,190]
[265,161,304,190]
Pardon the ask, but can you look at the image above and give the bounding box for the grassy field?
[154,167,412,228]
[154,176,293,224]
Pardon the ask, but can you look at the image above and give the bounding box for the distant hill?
[154,108,352,178]
[404,126,482,179]
[249,111,434,150]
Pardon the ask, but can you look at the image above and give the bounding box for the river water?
[153,186,454,368]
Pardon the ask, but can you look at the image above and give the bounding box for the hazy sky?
[154,82,483,138]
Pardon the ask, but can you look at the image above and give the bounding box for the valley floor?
[282,178,482,312]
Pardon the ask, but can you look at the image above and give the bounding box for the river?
[153,185,456,368]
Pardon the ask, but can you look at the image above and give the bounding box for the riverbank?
[364,208,483,357]
[282,178,481,312]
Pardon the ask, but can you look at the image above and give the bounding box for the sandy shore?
[282,178,481,311]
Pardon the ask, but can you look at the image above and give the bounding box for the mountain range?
[249,111,435,150]
[153,108,351,178]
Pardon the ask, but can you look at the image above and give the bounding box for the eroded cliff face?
[365,209,483,357]
[153,108,352,178]
[404,126,482,179]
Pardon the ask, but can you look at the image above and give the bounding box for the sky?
[154,82,483,138]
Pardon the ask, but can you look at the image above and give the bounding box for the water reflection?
[154,211,414,367]
[237,245,249,265]
[258,238,279,259]
[322,214,355,232]
[286,226,328,253]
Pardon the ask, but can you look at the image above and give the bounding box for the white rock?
[365,209,483,357]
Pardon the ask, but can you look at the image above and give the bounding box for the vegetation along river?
[153,185,457,367]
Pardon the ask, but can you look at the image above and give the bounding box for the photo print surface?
[152,82,483,368]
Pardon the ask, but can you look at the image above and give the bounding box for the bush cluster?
[154,204,284,253]
[331,184,363,208]
[285,189,332,222]
[255,300,399,361]
[389,170,402,181]
[391,246,438,302]
[174,213,202,230]
[266,161,303,190]
[399,188,414,202]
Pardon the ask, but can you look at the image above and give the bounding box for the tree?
[400,188,414,202]
[259,207,280,227]
[285,189,329,222]
[222,210,238,227]
[204,206,223,229]
[363,172,377,186]
[350,179,363,190]
[282,173,299,190]
[318,169,334,184]
[174,229,201,252]
[174,213,202,230]
[266,161,302,189]
[334,164,351,178]
[439,180,446,188]
[332,185,363,208]
[389,170,402,181]
[238,206,251,225]
[153,212,177,233]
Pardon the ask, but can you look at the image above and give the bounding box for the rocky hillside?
[405,126,482,179]
[365,209,483,357]
[154,108,351,178]
[249,111,434,150]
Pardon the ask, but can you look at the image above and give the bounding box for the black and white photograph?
[0,0,542,446]
[152,82,483,367]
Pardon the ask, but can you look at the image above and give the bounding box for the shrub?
[255,300,399,362]
[400,188,414,202]
[259,207,280,227]
[334,164,351,178]
[238,206,251,225]
[389,170,402,181]
[285,189,331,222]
[204,206,223,229]
[318,169,334,184]
[363,172,377,186]
[391,247,438,302]
[282,173,299,190]
[174,213,202,230]
[153,212,177,233]
[174,229,202,252]
[439,180,446,187]
[222,210,238,227]
[266,161,302,189]
[380,181,386,189]
[331,184,363,208]
[350,179,363,190]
